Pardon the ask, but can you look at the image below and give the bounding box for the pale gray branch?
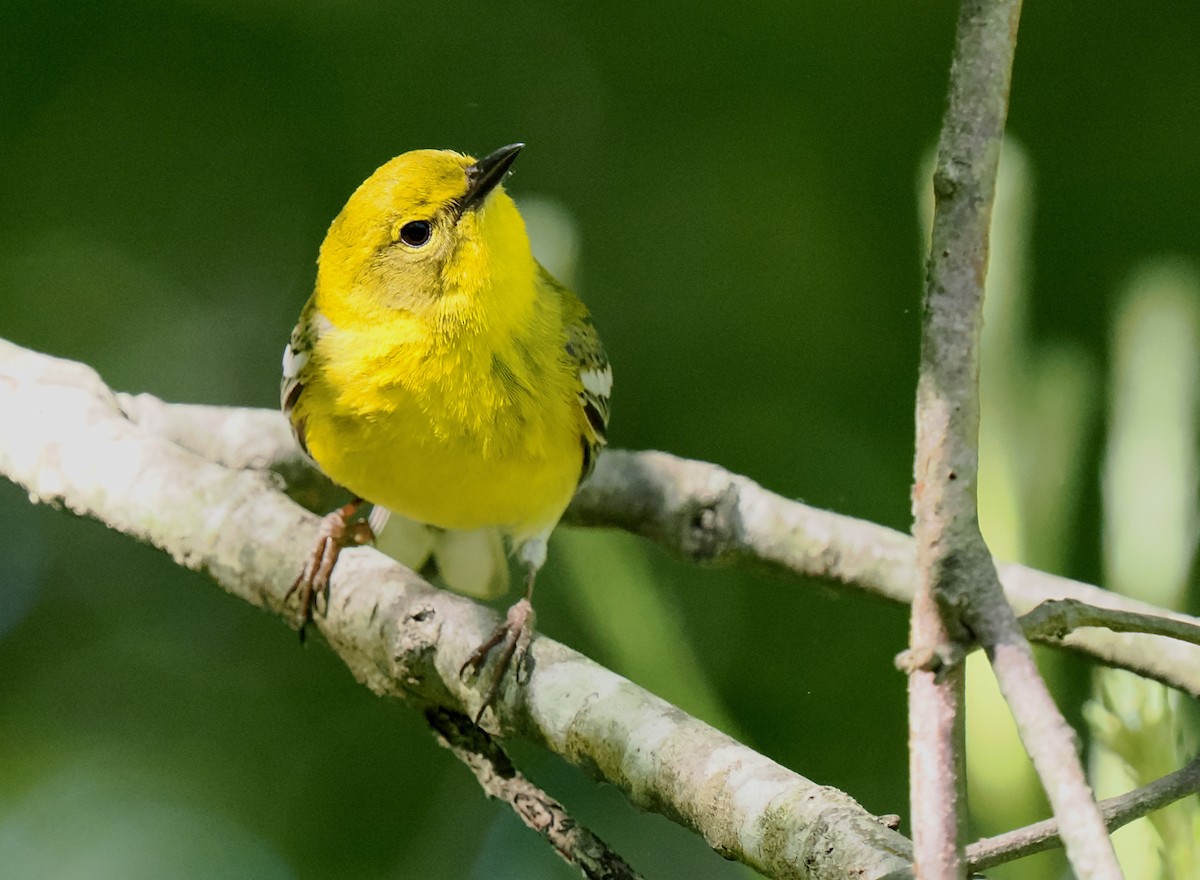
[116,394,1200,699]
[0,338,915,880]
[34,337,1200,878]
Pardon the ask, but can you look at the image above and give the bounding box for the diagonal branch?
[912,0,1121,877]
[966,754,1200,871]
[117,392,1200,699]
[0,338,915,880]
[425,708,644,880]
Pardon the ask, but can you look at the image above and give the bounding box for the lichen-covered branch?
[966,755,1200,871]
[0,337,914,880]
[913,0,1122,876]
[116,394,1200,699]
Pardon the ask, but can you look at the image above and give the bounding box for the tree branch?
[0,337,915,880]
[19,335,1199,875]
[425,708,643,880]
[909,1,1019,873]
[966,754,1200,871]
[1021,598,1200,648]
[912,0,1122,877]
[116,392,1200,700]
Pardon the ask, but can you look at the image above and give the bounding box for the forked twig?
[910,0,1121,876]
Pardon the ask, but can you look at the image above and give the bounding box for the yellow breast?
[296,306,584,538]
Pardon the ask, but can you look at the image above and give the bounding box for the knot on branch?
[389,600,442,689]
[932,155,970,199]
[795,798,911,878]
[927,545,990,642]
[680,482,739,562]
[894,642,967,679]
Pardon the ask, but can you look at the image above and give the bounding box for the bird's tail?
[369,506,511,599]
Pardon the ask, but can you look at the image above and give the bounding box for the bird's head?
[316,144,534,318]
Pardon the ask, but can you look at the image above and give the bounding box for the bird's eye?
[399,220,432,247]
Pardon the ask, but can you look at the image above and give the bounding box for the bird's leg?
[285,497,375,641]
[459,537,546,723]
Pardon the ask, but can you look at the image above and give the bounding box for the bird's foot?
[459,597,536,723]
[285,500,374,641]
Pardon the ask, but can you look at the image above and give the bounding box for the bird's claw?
[286,502,374,641]
[460,597,536,723]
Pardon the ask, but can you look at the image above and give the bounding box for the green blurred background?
[2,2,1199,878]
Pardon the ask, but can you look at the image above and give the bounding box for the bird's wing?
[545,268,611,485]
[280,295,330,458]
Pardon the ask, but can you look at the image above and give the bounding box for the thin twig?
[116,394,1200,700]
[966,754,1200,871]
[903,644,964,879]
[425,708,643,880]
[0,339,915,880]
[913,0,1122,877]
[1021,598,1200,648]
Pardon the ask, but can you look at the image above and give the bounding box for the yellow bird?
[281,144,611,720]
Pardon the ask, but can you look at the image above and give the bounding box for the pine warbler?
[281,144,611,720]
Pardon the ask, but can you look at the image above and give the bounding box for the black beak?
[461,143,524,213]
